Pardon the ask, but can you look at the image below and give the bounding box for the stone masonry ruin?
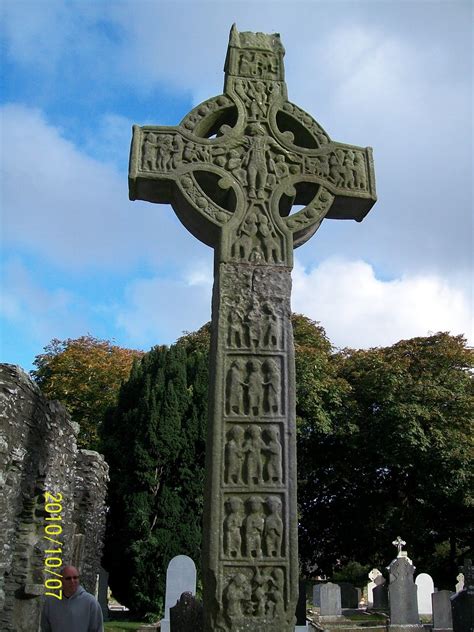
[0,363,109,632]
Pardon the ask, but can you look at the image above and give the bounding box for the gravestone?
[313,583,322,607]
[373,582,389,609]
[387,542,421,628]
[451,559,474,632]
[432,590,453,631]
[170,591,203,632]
[368,569,386,608]
[320,582,342,617]
[416,573,434,616]
[337,582,359,608]
[160,555,197,632]
[129,25,376,631]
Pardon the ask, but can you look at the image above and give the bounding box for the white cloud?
[0,104,204,270]
[292,258,473,349]
[0,258,88,343]
[116,272,212,347]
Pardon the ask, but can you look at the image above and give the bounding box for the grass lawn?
[104,622,145,631]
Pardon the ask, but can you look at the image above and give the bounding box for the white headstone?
[416,572,434,616]
[455,572,464,593]
[160,555,197,632]
[367,569,383,607]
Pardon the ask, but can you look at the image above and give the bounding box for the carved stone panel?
[223,493,285,560]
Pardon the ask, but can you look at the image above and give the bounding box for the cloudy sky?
[1,0,472,371]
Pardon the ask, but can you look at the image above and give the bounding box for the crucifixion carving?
[129,25,376,632]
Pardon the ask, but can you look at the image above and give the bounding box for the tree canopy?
[101,336,209,616]
[32,321,473,610]
[31,335,143,450]
[297,331,473,587]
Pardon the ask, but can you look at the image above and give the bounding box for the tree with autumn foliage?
[31,335,144,450]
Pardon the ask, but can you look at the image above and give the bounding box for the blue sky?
[1,0,472,372]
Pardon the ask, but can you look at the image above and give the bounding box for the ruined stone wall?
[73,450,109,594]
[0,364,109,632]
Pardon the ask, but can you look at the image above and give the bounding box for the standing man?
[41,565,104,632]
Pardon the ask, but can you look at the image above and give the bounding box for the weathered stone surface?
[432,590,453,631]
[388,556,420,626]
[73,450,109,595]
[337,582,359,608]
[129,25,376,632]
[373,582,388,609]
[170,591,203,632]
[0,364,109,632]
[320,582,342,616]
[312,583,322,607]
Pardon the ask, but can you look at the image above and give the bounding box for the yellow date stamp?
[43,492,64,599]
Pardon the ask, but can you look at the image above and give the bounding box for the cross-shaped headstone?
[392,536,406,556]
[129,25,376,632]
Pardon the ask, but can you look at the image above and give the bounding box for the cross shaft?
[129,25,376,631]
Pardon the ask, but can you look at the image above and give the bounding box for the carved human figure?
[142,133,157,170]
[264,426,283,484]
[243,425,265,485]
[224,573,251,619]
[267,568,285,618]
[226,360,245,415]
[157,134,174,170]
[239,51,253,76]
[242,123,271,199]
[246,303,261,349]
[227,148,247,184]
[227,304,245,348]
[252,567,267,617]
[262,304,279,348]
[258,214,281,263]
[246,360,263,416]
[225,425,245,484]
[249,81,267,120]
[273,154,290,179]
[343,150,355,188]
[263,358,281,414]
[224,496,244,558]
[171,135,184,168]
[234,211,258,260]
[353,152,367,189]
[264,496,283,557]
[244,496,265,558]
[329,152,345,187]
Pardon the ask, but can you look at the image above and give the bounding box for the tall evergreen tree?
[101,341,208,616]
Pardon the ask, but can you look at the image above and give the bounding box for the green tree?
[31,335,143,449]
[101,340,208,616]
[298,332,474,587]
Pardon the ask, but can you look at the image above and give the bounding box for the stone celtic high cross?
[129,25,376,632]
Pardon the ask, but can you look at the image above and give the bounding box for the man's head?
[61,566,80,597]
